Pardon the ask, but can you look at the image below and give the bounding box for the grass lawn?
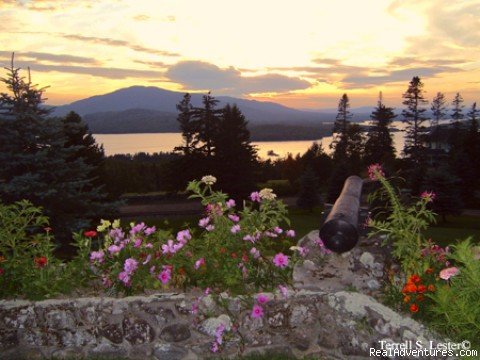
[424,215,480,247]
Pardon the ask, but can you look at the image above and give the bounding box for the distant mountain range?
[52,86,373,134]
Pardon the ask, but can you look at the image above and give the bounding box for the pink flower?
[124,258,138,274]
[367,163,385,181]
[273,226,283,234]
[107,244,122,255]
[90,250,104,263]
[176,229,192,244]
[102,275,112,288]
[273,253,289,268]
[194,257,205,270]
[144,226,156,236]
[286,229,296,238]
[228,214,240,222]
[256,294,269,304]
[278,285,288,299]
[158,268,171,284]
[230,224,241,234]
[439,267,460,280]
[251,304,264,319]
[250,247,261,259]
[210,342,219,353]
[243,234,256,243]
[421,191,436,202]
[199,217,210,228]
[297,246,309,257]
[130,222,146,235]
[226,199,236,209]
[118,271,131,286]
[162,239,177,255]
[265,231,278,238]
[133,238,142,248]
[205,224,215,232]
[215,323,225,345]
[250,191,261,202]
[145,242,153,248]
[142,254,152,265]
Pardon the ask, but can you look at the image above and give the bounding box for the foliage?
[331,93,353,161]
[430,92,447,129]
[88,177,301,296]
[296,166,320,211]
[427,239,480,350]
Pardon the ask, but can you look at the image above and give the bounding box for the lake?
[93,120,425,159]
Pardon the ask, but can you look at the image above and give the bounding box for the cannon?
[320,175,364,253]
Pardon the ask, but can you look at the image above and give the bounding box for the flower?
[417,284,427,293]
[251,304,264,319]
[142,254,152,265]
[259,188,276,200]
[273,253,289,268]
[210,342,219,353]
[144,226,156,236]
[34,256,48,268]
[250,191,261,202]
[427,284,436,292]
[90,250,104,263]
[158,268,171,284]
[278,285,288,299]
[409,303,419,313]
[250,247,261,259]
[97,219,111,232]
[201,175,217,185]
[199,217,210,228]
[420,191,436,202]
[176,229,192,244]
[84,230,97,237]
[133,238,142,248]
[228,214,240,222]
[286,229,296,238]
[273,226,283,234]
[108,244,122,255]
[439,266,460,280]
[124,258,138,274]
[194,257,206,270]
[162,239,181,255]
[409,274,421,284]
[118,271,131,286]
[402,283,417,294]
[403,295,411,303]
[257,294,269,304]
[215,323,226,345]
[226,199,236,209]
[130,222,146,235]
[367,163,385,181]
[205,224,215,232]
[230,224,241,234]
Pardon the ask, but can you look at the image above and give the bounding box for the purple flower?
[124,258,138,274]
[273,253,289,268]
[194,257,205,270]
[265,231,278,238]
[215,323,226,345]
[176,229,192,244]
[90,250,104,263]
[286,229,296,238]
[145,242,153,248]
[133,238,142,248]
[251,304,264,318]
[230,224,241,234]
[118,271,131,286]
[142,254,152,265]
[130,222,146,235]
[205,224,215,232]
[108,244,122,255]
[199,217,210,228]
[250,247,261,259]
[109,228,125,241]
[256,294,269,304]
[226,199,236,209]
[273,226,283,234]
[149,265,156,274]
[144,226,156,236]
[243,234,256,243]
[298,246,309,257]
[158,268,171,284]
[228,214,240,222]
[250,191,261,202]
[210,342,219,353]
[421,191,436,202]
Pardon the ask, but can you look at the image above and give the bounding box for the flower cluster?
[401,273,436,314]
[367,163,385,181]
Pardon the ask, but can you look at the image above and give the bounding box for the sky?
[0,0,479,109]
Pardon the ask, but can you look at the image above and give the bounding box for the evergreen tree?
[364,93,396,166]
[401,76,428,164]
[191,92,222,158]
[345,123,365,173]
[301,142,333,188]
[451,93,464,124]
[296,166,320,211]
[174,93,195,155]
[326,161,350,203]
[430,92,447,129]
[212,104,258,199]
[0,56,111,245]
[331,94,352,161]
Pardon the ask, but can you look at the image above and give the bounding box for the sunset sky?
[0,0,479,109]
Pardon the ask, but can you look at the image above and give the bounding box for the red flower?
[417,284,427,294]
[409,274,421,283]
[0,268,4,276]
[403,295,411,303]
[425,268,433,274]
[84,230,97,238]
[402,283,417,294]
[410,303,419,313]
[427,284,436,292]
[34,256,48,268]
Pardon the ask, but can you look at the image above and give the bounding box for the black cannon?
[319,175,364,253]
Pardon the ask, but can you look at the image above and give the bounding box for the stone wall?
[0,231,444,359]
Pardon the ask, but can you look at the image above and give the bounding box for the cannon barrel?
[320,175,363,253]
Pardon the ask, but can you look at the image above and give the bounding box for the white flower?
[97,219,111,232]
[259,188,276,200]
[201,175,217,185]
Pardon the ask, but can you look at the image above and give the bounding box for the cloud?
[133,14,150,21]
[2,0,99,12]
[61,34,180,57]
[165,61,311,95]
[342,67,462,88]
[0,50,99,64]
[388,56,470,67]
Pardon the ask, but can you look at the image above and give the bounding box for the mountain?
[52,86,335,128]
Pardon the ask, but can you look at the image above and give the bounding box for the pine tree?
[364,93,396,166]
[191,92,222,158]
[451,93,464,124]
[174,93,195,155]
[430,92,447,129]
[0,55,112,245]
[212,104,257,199]
[401,76,428,164]
[331,94,352,161]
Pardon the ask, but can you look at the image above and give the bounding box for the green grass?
[424,215,480,247]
